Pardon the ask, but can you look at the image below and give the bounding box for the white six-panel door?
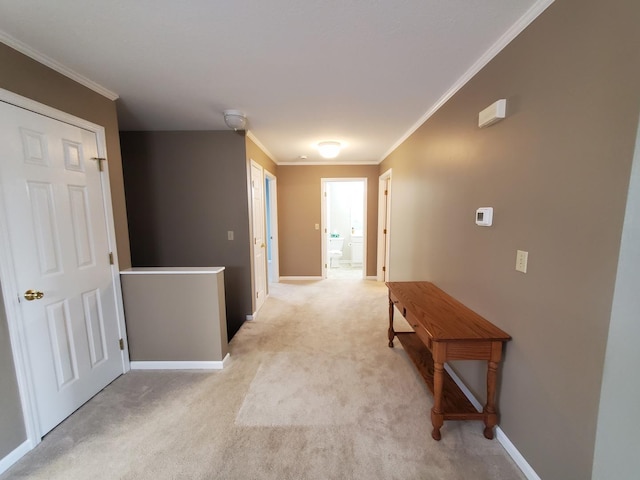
[250,161,267,314]
[0,101,122,435]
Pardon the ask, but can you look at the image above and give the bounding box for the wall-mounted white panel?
[46,300,78,389]
[82,289,107,367]
[68,185,95,268]
[20,127,49,166]
[27,181,62,275]
[62,139,84,172]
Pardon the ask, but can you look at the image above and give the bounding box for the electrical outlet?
[515,250,528,273]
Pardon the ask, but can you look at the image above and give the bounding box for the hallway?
[1,280,523,480]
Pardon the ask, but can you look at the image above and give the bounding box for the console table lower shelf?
[396,332,480,420]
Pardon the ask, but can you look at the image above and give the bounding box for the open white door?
[250,161,267,314]
[0,100,124,437]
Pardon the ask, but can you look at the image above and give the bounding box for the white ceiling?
[0,1,552,164]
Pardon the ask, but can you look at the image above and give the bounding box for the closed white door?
[250,161,267,313]
[0,101,123,435]
[377,173,392,281]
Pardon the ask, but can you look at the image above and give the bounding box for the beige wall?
[278,165,379,277]
[121,271,228,362]
[246,136,278,175]
[0,42,131,461]
[379,0,640,478]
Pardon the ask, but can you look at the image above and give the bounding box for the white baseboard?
[279,276,323,281]
[0,439,32,475]
[444,364,483,411]
[444,364,540,480]
[130,353,230,370]
[496,427,541,480]
[365,276,378,280]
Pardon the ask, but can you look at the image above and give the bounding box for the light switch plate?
[227,231,234,241]
[516,250,528,273]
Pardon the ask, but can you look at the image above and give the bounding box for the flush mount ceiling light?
[223,110,247,131]
[317,141,342,159]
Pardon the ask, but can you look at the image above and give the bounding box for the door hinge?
[92,157,106,172]
[324,228,327,234]
[382,266,386,272]
[383,228,387,234]
[119,338,124,350]
[324,263,328,269]
[384,189,388,195]
[256,292,259,299]
[108,252,114,265]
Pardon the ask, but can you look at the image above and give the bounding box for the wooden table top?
[386,281,511,342]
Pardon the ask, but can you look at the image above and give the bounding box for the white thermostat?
[475,207,493,226]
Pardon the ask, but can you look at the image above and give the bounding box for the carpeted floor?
[1,279,525,479]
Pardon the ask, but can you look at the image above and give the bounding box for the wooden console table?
[386,281,511,440]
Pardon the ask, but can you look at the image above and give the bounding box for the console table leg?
[483,360,499,439]
[387,297,395,347]
[431,361,444,441]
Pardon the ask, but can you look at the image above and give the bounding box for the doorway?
[249,161,267,316]
[265,171,279,284]
[321,179,367,279]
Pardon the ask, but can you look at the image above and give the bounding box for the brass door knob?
[24,289,44,301]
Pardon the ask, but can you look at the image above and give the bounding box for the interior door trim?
[264,170,280,283]
[320,177,368,279]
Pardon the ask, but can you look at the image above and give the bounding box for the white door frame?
[377,169,392,281]
[264,170,280,283]
[0,88,129,452]
[320,178,367,279]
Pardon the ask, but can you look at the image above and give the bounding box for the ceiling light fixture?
[317,141,342,159]
[223,110,247,131]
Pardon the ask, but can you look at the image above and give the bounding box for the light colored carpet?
[236,353,367,426]
[1,279,525,480]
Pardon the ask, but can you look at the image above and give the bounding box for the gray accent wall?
[379,0,640,478]
[120,131,252,339]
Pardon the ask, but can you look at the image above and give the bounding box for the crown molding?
[278,161,379,166]
[0,31,119,101]
[246,131,276,163]
[380,0,555,162]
